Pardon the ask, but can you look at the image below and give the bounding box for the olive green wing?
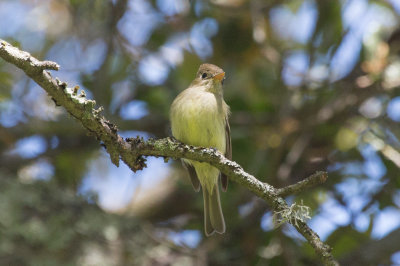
[182,160,200,192]
[221,117,231,192]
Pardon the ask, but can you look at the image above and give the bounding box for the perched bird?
[170,63,231,236]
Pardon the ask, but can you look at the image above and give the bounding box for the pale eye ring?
[201,73,207,79]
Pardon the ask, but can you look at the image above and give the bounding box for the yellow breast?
[170,87,227,153]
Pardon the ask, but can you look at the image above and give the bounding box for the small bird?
[170,63,231,236]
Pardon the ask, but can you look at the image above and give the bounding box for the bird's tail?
[203,184,225,236]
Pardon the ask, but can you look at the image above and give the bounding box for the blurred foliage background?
[1,0,400,265]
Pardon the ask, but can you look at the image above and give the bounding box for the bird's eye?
[201,73,208,79]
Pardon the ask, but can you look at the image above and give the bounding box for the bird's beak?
[213,72,225,81]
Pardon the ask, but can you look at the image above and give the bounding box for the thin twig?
[276,171,328,197]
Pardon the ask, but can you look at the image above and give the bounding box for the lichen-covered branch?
[0,40,338,266]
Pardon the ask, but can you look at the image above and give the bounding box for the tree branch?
[0,40,338,266]
[276,171,328,197]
